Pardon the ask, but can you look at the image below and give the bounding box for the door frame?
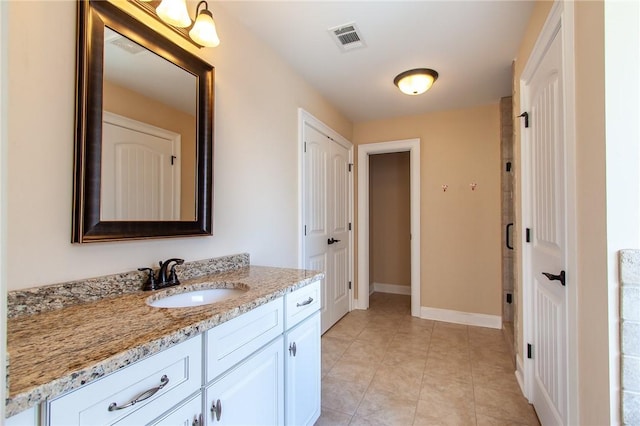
[298,109,354,312]
[519,1,577,423]
[0,0,7,420]
[356,139,421,317]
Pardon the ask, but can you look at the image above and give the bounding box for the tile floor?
[316,292,540,425]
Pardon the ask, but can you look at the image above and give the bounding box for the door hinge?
[348,222,352,231]
[518,112,529,128]
[304,141,307,153]
[348,281,352,290]
[304,225,307,236]
[527,343,533,359]
[170,155,176,165]
[348,163,354,172]
[526,228,531,243]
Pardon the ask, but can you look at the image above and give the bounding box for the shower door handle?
[506,223,514,250]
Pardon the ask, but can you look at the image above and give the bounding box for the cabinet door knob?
[192,413,203,426]
[211,399,222,421]
[107,375,169,411]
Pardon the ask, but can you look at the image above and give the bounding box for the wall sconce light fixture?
[189,1,221,47]
[394,68,439,95]
[142,0,220,47]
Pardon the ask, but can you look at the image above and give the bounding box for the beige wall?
[103,80,197,220]
[354,103,502,316]
[513,0,613,422]
[574,2,610,423]
[6,0,351,290]
[369,152,411,288]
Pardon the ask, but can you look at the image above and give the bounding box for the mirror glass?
[72,0,214,243]
[102,27,197,221]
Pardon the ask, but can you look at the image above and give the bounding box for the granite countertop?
[6,265,322,417]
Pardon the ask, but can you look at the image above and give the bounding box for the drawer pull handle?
[289,341,297,357]
[107,375,169,411]
[211,399,222,421]
[296,297,313,307]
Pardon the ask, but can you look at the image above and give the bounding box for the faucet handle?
[138,267,158,291]
[168,264,181,286]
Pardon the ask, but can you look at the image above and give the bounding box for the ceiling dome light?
[189,1,220,47]
[156,0,192,28]
[393,68,439,96]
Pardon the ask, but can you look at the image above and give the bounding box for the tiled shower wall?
[620,250,640,425]
[500,96,516,354]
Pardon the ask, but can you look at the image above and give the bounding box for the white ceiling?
[217,1,535,122]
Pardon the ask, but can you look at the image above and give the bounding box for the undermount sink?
[147,286,247,308]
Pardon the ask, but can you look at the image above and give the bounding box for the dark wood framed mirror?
[72,0,213,243]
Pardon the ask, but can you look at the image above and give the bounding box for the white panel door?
[102,113,180,221]
[303,123,350,334]
[525,29,567,426]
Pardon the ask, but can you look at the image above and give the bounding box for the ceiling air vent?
[328,22,366,52]
[108,35,146,55]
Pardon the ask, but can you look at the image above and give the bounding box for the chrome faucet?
[139,258,185,291]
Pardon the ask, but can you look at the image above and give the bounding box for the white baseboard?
[420,306,502,329]
[515,355,527,399]
[372,282,411,295]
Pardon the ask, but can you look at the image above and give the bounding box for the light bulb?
[398,74,434,95]
[156,0,191,28]
[394,69,439,96]
[189,9,220,47]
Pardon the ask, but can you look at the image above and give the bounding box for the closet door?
[303,122,351,334]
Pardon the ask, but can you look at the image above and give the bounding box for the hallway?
[317,293,540,425]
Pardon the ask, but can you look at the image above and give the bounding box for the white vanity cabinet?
[203,298,285,425]
[284,281,321,426]
[24,279,321,426]
[47,336,202,426]
[6,405,38,426]
[285,311,321,426]
[149,394,202,426]
[204,338,284,425]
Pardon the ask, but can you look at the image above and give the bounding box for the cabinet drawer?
[285,280,320,329]
[48,336,202,426]
[206,298,283,382]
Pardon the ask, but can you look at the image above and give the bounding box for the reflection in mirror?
[101,27,197,221]
[72,0,214,243]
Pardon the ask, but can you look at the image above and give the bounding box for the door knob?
[542,270,565,286]
[327,238,341,245]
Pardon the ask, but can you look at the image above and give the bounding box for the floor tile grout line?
[467,324,481,426]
